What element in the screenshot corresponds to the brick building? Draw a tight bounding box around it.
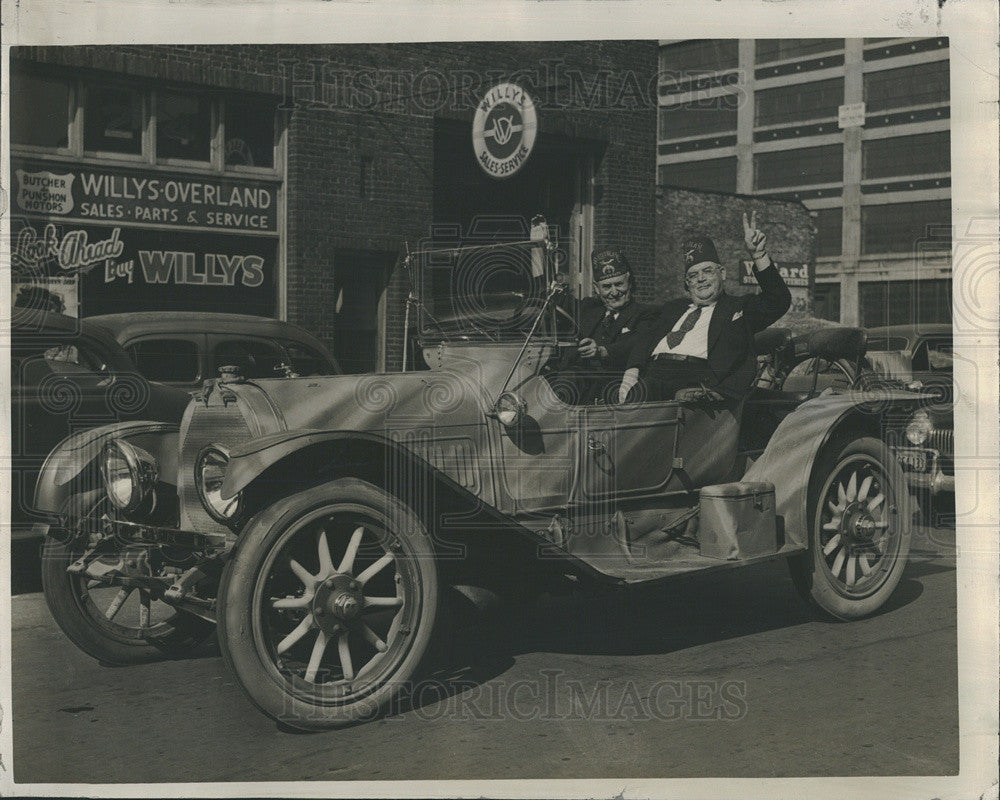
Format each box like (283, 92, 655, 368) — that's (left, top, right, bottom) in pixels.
(656, 187, 815, 322)
(656, 38, 951, 327)
(9, 43, 658, 373)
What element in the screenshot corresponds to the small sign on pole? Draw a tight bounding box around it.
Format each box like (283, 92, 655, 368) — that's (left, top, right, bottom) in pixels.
(838, 102, 866, 129)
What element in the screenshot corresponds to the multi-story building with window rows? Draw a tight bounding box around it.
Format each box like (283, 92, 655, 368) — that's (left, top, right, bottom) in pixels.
(657, 38, 951, 327)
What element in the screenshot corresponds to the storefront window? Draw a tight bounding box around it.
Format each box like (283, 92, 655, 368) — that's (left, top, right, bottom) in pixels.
(85, 84, 143, 155)
(11, 72, 70, 149)
(156, 91, 212, 162)
(225, 96, 276, 169)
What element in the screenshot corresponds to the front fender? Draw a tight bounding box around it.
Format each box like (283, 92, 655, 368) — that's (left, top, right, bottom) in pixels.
(743, 390, 925, 548)
(34, 421, 179, 516)
(220, 429, 612, 591)
(221, 430, 361, 500)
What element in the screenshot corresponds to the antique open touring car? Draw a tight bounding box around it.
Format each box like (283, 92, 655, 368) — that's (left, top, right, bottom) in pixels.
(34, 232, 927, 729)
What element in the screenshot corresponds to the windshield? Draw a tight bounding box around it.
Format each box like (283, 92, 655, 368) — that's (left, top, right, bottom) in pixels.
(413, 240, 558, 342)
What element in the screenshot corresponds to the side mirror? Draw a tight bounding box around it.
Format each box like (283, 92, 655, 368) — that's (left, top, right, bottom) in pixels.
(491, 391, 527, 427)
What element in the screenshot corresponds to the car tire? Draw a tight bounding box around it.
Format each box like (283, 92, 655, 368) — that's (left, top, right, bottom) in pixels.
(788, 436, 913, 620)
(217, 478, 442, 730)
(41, 511, 215, 665)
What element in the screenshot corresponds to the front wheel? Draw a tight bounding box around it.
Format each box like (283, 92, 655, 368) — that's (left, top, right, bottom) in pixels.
(217, 479, 442, 730)
(41, 503, 215, 665)
(788, 436, 913, 619)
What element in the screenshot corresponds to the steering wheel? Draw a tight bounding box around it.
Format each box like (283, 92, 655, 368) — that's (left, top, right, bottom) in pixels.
(553, 303, 580, 339)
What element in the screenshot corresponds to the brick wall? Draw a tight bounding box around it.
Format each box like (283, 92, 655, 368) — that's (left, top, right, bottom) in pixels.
(14, 43, 658, 370)
(656, 187, 816, 322)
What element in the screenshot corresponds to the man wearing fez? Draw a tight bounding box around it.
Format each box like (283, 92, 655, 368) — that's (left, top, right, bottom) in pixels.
(557, 248, 657, 404)
(618, 212, 791, 404)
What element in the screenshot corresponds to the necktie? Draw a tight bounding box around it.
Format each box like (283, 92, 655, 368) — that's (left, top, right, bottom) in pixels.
(665, 305, 701, 349)
(596, 312, 615, 343)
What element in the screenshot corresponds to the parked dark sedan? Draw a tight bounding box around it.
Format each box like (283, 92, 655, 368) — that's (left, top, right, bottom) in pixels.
(85, 312, 342, 391)
(10, 309, 191, 543)
(862, 324, 954, 496)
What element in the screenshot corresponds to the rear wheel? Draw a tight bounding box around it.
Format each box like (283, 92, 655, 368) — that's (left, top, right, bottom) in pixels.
(217, 478, 442, 729)
(789, 436, 912, 619)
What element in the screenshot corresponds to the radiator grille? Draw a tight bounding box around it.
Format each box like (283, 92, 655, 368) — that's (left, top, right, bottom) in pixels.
(179, 404, 255, 533)
(928, 428, 953, 455)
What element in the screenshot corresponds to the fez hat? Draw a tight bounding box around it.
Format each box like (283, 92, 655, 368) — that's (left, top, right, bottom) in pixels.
(591, 248, 631, 282)
(682, 235, 720, 271)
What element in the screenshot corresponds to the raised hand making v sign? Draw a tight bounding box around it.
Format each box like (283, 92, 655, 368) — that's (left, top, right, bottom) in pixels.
(743, 210, 769, 263)
(617, 210, 792, 404)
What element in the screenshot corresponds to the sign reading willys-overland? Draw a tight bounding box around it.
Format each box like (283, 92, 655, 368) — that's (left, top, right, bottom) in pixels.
(13, 160, 279, 234)
(472, 83, 538, 179)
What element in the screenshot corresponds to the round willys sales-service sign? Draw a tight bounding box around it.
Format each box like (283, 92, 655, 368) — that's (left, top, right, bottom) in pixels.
(472, 83, 538, 179)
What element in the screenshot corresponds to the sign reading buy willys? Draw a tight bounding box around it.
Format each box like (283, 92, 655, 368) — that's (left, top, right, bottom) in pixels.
(472, 83, 538, 179)
(13, 159, 279, 234)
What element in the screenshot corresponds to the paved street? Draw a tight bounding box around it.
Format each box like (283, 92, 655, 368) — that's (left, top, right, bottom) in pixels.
(9, 524, 957, 784)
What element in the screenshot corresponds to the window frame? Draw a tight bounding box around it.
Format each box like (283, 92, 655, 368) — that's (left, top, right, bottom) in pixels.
(81, 80, 148, 163)
(859, 199, 952, 256)
(125, 335, 204, 385)
(755, 39, 844, 66)
(9, 68, 76, 156)
(862, 59, 950, 114)
(753, 143, 844, 191)
(10, 65, 281, 179)
(754, 77, 845, 128)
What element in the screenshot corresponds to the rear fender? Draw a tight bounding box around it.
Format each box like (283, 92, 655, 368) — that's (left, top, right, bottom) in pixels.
(223, 430, 607, 591)
(743, 391, 924, 548)
(34, 421, 179, 517)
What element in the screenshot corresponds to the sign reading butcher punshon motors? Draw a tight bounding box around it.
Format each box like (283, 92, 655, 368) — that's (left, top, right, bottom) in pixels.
(472, 83, 538, 179)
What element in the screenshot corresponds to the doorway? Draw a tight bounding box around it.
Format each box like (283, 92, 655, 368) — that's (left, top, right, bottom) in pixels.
(433, 121, 595, 299)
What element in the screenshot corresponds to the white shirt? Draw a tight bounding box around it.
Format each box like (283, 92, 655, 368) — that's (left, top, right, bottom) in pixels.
(650, 302, 716, 360)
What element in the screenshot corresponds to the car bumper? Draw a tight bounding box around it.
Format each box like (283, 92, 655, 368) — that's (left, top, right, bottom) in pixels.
(892, 446, 954, 495)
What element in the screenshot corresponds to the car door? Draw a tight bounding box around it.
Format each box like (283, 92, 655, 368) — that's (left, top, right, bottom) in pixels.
(574, 401, 682, 503)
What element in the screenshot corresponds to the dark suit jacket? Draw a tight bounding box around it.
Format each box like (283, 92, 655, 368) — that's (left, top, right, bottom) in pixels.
(562, 297, 659, 372)
(626, 263, 792, 398)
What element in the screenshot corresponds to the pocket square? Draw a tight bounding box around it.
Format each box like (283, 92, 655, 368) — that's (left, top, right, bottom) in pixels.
(620, 326, 631, 333)
(732, 310, 744, 321)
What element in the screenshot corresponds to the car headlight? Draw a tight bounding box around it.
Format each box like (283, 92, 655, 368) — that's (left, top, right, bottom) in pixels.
(196, 444, 243, 523)
(905, 409, 933, 446)
(492, 391, 527, 427)
(100, 440, 158, 515)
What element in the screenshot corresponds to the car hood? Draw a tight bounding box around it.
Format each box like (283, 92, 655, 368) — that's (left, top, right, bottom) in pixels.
(235, 342, 552, 432)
